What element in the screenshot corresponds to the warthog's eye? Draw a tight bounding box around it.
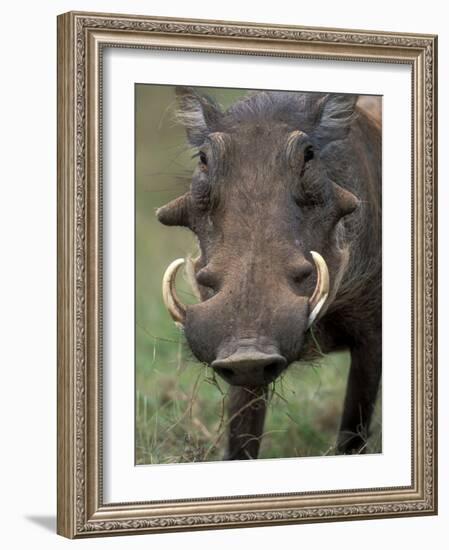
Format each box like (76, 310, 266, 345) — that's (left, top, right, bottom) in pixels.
(304, 145, 314, 163)
(286, 130, 314, 170)
(199, 151, 208, 168)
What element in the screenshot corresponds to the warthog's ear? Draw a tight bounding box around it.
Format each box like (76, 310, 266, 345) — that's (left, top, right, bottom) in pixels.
(315, 93, 358, 144)
(175, 86, 223, 147)
(156, 192, 191, 227)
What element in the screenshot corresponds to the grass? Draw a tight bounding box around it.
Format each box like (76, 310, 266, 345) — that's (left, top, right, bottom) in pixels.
(135, 84, 382, 464)
(135, 334, 382, 464)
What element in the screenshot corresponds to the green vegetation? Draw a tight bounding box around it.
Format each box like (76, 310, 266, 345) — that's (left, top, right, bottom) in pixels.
(135, 84, 381, 464)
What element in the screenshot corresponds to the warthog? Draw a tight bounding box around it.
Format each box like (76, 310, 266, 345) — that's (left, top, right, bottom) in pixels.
(157, 87, 381, 459)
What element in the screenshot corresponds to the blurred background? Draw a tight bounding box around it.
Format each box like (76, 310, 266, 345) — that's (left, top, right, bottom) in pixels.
(135, 84, 381, 464)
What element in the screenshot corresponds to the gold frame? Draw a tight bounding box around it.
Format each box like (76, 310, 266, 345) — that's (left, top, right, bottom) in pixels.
(57, 11, 438, 538)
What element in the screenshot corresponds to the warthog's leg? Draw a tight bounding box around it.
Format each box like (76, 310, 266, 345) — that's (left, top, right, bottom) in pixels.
(224, 385, 268, 460)
(337, 339, 382, 454)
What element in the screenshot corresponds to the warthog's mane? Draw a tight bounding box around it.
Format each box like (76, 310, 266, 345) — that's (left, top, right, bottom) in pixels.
(175, 88, 358, 147)
(225, 90, 355, 136)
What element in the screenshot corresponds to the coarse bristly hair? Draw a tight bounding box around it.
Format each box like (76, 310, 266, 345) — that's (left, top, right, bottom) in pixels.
(174, 87, 359, 150)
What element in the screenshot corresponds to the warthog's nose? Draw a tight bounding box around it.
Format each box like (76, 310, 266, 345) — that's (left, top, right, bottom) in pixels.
(211, 351, 287, 386)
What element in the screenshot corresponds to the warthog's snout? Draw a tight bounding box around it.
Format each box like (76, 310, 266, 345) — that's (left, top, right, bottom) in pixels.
(212, 349, 287, 386)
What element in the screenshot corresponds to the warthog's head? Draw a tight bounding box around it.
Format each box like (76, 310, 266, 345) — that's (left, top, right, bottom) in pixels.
(157, 87, 360, 386)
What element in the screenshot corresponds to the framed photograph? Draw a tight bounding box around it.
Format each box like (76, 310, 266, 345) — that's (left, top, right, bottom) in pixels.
(57, 11, 438, 538)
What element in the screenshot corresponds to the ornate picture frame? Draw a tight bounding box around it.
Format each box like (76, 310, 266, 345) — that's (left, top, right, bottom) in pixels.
(57, 11, 437, 538)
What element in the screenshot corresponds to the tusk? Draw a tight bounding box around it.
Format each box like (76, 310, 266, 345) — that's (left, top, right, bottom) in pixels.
(162, 258, 187, 327)
(307, 251, 330, 329)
